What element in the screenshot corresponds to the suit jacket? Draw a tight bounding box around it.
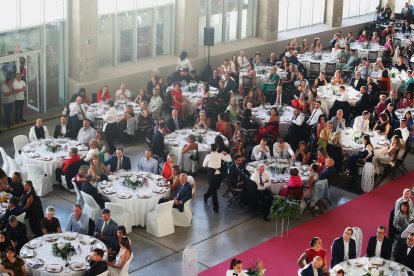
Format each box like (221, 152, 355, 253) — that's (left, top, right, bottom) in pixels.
(176, 182, 192, 205)
(319, 166, 335, 181)
(81, 182, 106, 209)
(224, 78, 237, 94)
(5, 222, 28, 252)
(301, 263, 323, 276)
(94, 218, 118, 247)
(103, 156, 131, 173)
(366, 236, 392, 260)
(383, 109, 398, 123)
(1, 206, 22, 225)
(394, 242, 414, 271)
(152, 129, 166, 158)
(53, 124, 74, 139)
(356, 93, 371, 114)
(167, 117, 184, 132)
(350, 77, 367, 91)
(228, 162, 249, 189)
(386, 97, 399, 107)
(331, 237, 357, 268)
(86, 261, 108, 276)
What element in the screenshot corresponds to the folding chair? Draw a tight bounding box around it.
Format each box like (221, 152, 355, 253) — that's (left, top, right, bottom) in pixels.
(225, 178, 244, 208)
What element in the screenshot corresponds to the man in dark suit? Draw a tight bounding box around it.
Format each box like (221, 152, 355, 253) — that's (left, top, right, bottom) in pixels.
(366, 225, 392, 260)
(166, 109, 184, 132)
(223, 72, 237, 94)
(382, 103, 399, 129)
(159, 173, 192, 212)
(103, 148, 131, 173)
(86, 248, 108, 276)
(5, 215, 28, 252)
(386, 90, 399, 107)
(395, 232, 414, 271)
(94, 209, 118, 248)
(0, 197, 22, 228)
(301, 256, 323, 276)
(228, 154, 251, 205)
(355, 86, 371, 114)
(152, 122, 166, 160)
(53, 115, 74, 139)
(350, 71, 367, 91)
(319, 158, 336, 181)
(331, 227, 357, 268)
(81, 174, 109, 209)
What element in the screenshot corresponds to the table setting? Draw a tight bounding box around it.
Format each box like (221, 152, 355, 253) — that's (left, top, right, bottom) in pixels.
(338, 128, 390, 155)
(251, 104, 294, 137)
(371, 68, 407, 93)
(297, 53, 340, 73)
(394, 32, 414, 48)
(331, 257, 414, 276)
(317, 84, 361, 113)
(87, 100, 141, 121)
(349, 42, 384, 59)
(20, 233, 107, 276)
(97, 171, 170, 227)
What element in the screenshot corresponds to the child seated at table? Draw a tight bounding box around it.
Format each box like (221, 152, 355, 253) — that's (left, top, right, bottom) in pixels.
(279, 167, 302, 196)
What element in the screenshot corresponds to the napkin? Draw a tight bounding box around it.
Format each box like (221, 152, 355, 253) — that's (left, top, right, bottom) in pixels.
(46, 264, 63, 272)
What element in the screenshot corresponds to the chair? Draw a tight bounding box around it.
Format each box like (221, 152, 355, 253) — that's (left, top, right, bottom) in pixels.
(303, 180, 328, 217)
(393, 37, 401, 47)
(61, 160, 85, 191)
(6, 156, 28, 181)
(146, 200, 175, 237)
(26, 164, 53, 197)
(80, 191, 102, 221)
(225, 178, 244, 208)
(286, 186, 303, 201)
(395, 143, 410, 174)
(368, 51, 379, 63)
(16, 212, 26, 223)
(377, 149, 400, 185)
(309, 62, 321, 79)
(13, 135, 29, 166)
(351, 227, 363, 257)
(118, 253, 133, 276)
(0, 147, 11, 176)
(71, 178, 83, 205)
(179, 150, 198, 174)
(202, 97, 218, 119)
(104, 202, 132, 233)
(388, 208, 399, 241)
(377, 80, 389, 95)
(187, 175, 196, 198)
(361, 162, 375, 193)
(325, 62, 337, 78)
(172, 199, 192, 227)
(94, 118, 104, 131)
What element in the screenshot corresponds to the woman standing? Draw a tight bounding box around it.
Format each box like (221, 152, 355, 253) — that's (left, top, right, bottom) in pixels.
(19, 181, 44, 237)
(103, 100, 119, 154)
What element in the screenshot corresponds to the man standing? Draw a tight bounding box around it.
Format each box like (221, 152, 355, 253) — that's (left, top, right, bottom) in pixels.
(366, 225, 392, 260)
(148, 88, 163, 119)
(13, 73, 26, 122)
(103, 100, 119, 154)
(103, 148, 131, 173)
(307, 100, 323, 128)
(70, 96, 88, 133)
(331, 227, 357, 268)
(203, 143, 232, 213)
(152, 123, 167, 160)
(395, 232, 414, 271)
(65, 204, 89, 234)
(94, 209, 118, 248)
(1, 78, 14, 128)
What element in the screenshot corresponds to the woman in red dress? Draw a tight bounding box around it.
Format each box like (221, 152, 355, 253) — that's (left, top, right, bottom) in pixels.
(297, 237, 328, 273)
(171, 82, 184, 117)
(162, 154, 176, 182)
(97, 85, 113, 103)
(255, 107, 279, 143)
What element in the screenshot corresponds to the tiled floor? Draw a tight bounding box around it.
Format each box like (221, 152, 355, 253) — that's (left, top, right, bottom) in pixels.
(0, 118, 410, 275)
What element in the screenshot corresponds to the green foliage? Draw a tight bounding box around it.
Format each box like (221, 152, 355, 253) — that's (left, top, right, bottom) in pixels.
(51, 242, 75, 262)
(270, 195, 301, 220)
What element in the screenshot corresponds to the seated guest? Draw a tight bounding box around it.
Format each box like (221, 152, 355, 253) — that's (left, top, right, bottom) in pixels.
(242, 89, 257, 109)
(108, 226, 127, 262)
(330, 110, 346, 132)
(194, 110, 211, 130)
(103, 148, 131, 173)
(134, 89, 150, 105)
(399, 70, 414, 93)
(295, 141, 311, 165)
(306, 100, 323, 128)
(255, 107, 279, 143)
(159, 173, 192, 212)
(350, 71, 366, 91)
(152, 123, 167, 160)
(65, 204, 89, 234)
(96, 130, 110, 154)
(94, 209, 118, 248)
(162, 154, 176, 184)
(108, 237, 132, 273)
(166, 165, 182, 198)
(77, 119, 97, 145)
(241, 101, 259, 130)
(118, 104, 137, 142)
(217, 79, 231, 105)
(56, 147, 81, 183)
(366, 226, 392, 260)
(273, 138, 294, 159)
(347, 135, 373, 178)
(96, 85, 112, 103)
(327, 133, 344, 173)
(297, 237, 328, 273)
(40, 206, 62, 235)
(286, 106, 305, 150)
(137, 148, 158, 174)
(84, 139, 99, 162)
(279, 167, 302, 196)
(73, 165, 89, 189)
(396, 119, 410, 142)
(53, 115, 73, 138)
(301, 256, 323, 276)
(395, 56, 408, 72)
(375, 95, 388, 119)
(4, 172, 24, 198)
(394, 201, 413, 232)
(250, 164, 272, 221)
(19, 181, 44, 237)
(373, 57, 385, 72)
(226, 258, 247, 276)
(137, 101, 152, 128)
(398, 92, 414, 109)
(379, 69, 391, 92)
(70, 87, 91, 105)
(373, 135, 401, 174)
(318, 158, 335, 181)
(216, 113, 233, 141)
(352, 111, 370, 132)
(115, 84, 131, 100)
(394, 232, 414, 271)
(318, 121, 333, 149)
(0, 197, 22, 229)
(331, 227, 357, 268)
(166, 109, 184, 132)
(90, 155, 110, 182)
(0, 247, 26, 276)
(5, 215, 28, 252)
(373, 113, 391, 138)
(395, 189, 413, 217)
(148, 88, 163, 120)
(355, 86, 371, 115)
(207, 69, 220, 89)
(182, 134, 198, 158)
(86, 248, 108, 276)
(81, 174, 109, 209)
(28, 118, 50, 142)
(314, 72, 328, 87)
(251, 138, 271, 161)
(226, 96, 241, 124)
(315, 147, 328, 173)
(0, 231, 13, 259)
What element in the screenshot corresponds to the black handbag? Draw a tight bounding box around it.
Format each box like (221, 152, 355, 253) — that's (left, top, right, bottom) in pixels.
(189, 150, 199, 161)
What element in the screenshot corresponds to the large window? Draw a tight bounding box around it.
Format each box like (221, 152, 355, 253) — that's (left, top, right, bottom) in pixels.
(98, 0, 174, 67)
(343, 0, 380, 19)
(199, 0, 256, 46)
(278, 0, 325, 32)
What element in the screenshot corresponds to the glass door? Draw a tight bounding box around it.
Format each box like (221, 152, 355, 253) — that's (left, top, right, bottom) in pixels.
(26, 53, 41, 111)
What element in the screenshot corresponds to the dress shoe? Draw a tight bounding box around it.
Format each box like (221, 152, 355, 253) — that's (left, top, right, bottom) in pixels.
(203, 193, 208, 203)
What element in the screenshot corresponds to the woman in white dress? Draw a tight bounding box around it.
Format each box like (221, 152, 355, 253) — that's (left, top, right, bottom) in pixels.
(108, 236, 132, 275)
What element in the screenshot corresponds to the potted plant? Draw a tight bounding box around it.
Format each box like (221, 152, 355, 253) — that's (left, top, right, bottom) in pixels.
(270, 195, 301, 238)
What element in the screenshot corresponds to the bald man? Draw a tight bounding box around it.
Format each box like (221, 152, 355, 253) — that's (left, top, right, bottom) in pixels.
(301, 256, 323, 276)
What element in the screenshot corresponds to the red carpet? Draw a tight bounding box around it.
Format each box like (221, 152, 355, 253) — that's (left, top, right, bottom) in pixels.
(200, 172, 414, 275)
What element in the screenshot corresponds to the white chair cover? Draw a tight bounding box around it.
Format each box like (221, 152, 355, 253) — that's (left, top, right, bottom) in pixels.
(13, 135, 29, 165)
(26, 164, 53, 197)
(179, 150, 197, 173)
(352, 227, 363, 257)
(0, 147, 10, 175)
(125, 116, 137, 136)
(7, 156, 28, 181)
(80, 191, 102, 221)
(104, 202, 133, 233)
(361, 162, 375, 193)
(172, 199, 192, 227)
(72, 179, 83, 205)
(16, 212, 26, 223)
(146, 200, 175, 237)
(187, 175, 196, 197)
(182, 245, 198, 276)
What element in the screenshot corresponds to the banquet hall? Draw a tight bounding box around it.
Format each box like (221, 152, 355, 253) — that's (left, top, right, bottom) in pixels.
(1, 0, 414, 275)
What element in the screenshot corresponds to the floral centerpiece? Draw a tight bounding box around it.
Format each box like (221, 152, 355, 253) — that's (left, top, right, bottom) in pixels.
(246, 259, 266, 276)
(256, 67, 267, 75)
(52, 242, 75, 263)
(187, 81, 198, 92)
(44, 140, 62, 153)
(194, 134, 204, 144)
(312, 53, 322, 60)
(122, 175, 143, 189)
(331, 87, 340, 96)
(276, 105, 284, 116)
(363, 268, 384, 276)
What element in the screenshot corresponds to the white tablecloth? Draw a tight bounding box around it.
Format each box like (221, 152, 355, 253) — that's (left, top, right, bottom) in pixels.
(87, 100, 141, 121)
(350, 42, 384, 59)
(394, 32, 414, 48)
(339, 129, 390, 155)
(164, 129, 228, 168)
(99, 172, 170, 227)
(251, 105, 294, 137)
(331, 257, 413, 276)
(317, 84, 361, 115)
(297, 53, 339, 73)
(21, 139, 89, 186)
(20, 233, 107, 276)
(371, 68, 407, 93)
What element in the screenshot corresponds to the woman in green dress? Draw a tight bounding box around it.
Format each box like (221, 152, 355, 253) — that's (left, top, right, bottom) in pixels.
(262, 67, 280, 93)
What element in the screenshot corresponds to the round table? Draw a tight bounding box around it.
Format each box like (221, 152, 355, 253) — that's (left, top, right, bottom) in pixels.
(350, 42, 384, 59)
(297, 53, 339, 74)
(245, 159, 310, 195)
(87, 100, 141, 121)
(21, 138, 88, 193)
(339, 128, 390, 156)
(396, 107, 414, 119)
(20, 233, 107, 276)
(164, 129, 228, 168)
(251, 104, 295, 137)
(394, 32, 414, 48)
(371, 68, 407, 93)
(317, 84, 361, 116)
(99, 171, 170, 227)
(331, 257, 413, 276)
